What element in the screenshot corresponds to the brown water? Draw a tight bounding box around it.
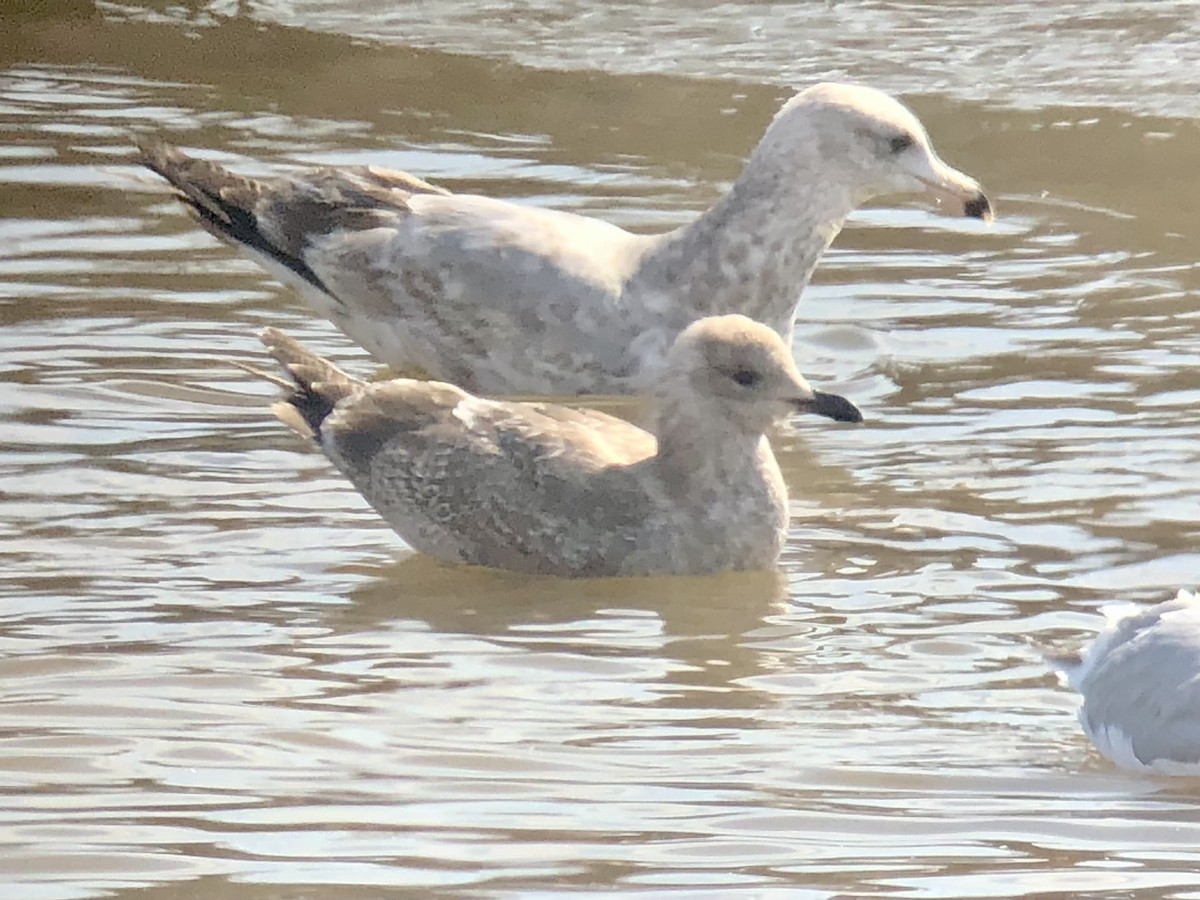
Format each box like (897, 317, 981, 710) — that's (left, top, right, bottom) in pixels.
(3, 3, 1200, 898)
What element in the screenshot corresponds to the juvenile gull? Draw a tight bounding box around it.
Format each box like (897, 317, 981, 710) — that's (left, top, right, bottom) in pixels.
(141, 82, 991, 395)
(253, 314, 861, 578)
(1046, 589, 1200, 775)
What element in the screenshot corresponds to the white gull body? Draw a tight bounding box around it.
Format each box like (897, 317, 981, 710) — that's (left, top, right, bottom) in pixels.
(1047, 589, 1200, 775)
(142, 82, 991, 395)
(252, 314, 861, 578)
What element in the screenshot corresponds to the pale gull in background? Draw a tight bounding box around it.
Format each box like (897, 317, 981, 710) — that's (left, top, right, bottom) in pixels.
(251, 314, 861, 578)
(142, 82, 991, 395)
(1046, 589, 1200, 775)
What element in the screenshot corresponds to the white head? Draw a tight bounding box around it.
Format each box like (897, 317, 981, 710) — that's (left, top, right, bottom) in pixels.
(756, 82, 992, 220)
(656, 314, 861, 436)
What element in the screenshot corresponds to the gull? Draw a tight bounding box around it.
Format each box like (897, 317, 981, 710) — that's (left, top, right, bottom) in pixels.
(1046, 589, 1200, 775)
(252, 313, 861, 577)
(141, 82, 991, 395)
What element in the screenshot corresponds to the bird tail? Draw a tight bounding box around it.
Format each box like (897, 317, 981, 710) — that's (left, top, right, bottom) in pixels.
(1039, 644, 1084, 689)
(136, 138, 332, 294)
(256, 327, 360, 440)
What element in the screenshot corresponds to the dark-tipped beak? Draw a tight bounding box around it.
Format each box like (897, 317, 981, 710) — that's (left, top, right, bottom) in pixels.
(964, 190, 993, 221)
(802, 390, 863, 423)
(912, 153, 994, 223)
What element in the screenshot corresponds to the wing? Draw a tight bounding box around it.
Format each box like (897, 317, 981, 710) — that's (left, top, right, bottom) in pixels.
(139, 141, 446, 297)
(1081, 617, 1200, 768)
(139, 141, 657, 393)
(320, 382, 658, 575)
(303, 191, 653, 392)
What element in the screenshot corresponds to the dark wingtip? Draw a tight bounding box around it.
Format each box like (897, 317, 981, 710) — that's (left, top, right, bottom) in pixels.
(133, 136, 184, 182)
(810, 391, 863, 424)
(132, 134, 164, 157)
(257, 327, 356, 440)
(964, 191, 993, 221)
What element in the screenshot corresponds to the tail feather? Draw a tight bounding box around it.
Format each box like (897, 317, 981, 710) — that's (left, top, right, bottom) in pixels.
(136, 138, 331, 295)
(257, 327, 361, 439)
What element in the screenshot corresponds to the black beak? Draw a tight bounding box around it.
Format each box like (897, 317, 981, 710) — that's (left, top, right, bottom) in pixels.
(964, 190, 993, 221)
(804, 390, 863, 423)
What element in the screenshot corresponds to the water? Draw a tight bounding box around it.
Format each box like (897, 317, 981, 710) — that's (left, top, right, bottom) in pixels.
(3, 2, 1200, 898)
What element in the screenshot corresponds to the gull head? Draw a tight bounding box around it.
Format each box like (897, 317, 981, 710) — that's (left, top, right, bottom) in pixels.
(763, 82, 993, 221)
(661, 314, 862, 435)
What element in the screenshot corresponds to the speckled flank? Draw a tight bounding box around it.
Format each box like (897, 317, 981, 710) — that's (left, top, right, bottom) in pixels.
(141, 82, 990, 396)
(256, 314, 860, 578)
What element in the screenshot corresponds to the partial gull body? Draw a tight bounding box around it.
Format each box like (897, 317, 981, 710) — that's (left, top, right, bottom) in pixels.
(1046, 589, 1200, 775)
(253, 314, 862, 578)
(142, 82, 991, 395)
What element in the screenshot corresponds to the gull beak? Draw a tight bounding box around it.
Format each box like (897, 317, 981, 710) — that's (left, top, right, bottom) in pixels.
(910, 149, 993, 221)
(805, 390, 863, 423)
(785, 371, 863, 423)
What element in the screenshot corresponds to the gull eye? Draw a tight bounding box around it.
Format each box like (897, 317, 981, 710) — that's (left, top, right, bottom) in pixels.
(730, 368, 761, 388)
(889, 133, 915, 154)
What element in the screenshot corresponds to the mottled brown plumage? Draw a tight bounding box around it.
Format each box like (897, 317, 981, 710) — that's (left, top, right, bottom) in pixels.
(256, 314, 861, 577)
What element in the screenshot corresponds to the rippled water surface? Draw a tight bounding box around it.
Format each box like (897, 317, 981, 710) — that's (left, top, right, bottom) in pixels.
(3, 2, 1200, 898)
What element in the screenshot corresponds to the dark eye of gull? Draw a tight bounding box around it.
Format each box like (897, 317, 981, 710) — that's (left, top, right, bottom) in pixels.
(889, 133, 915, 154)
(730, 368, 761, 388)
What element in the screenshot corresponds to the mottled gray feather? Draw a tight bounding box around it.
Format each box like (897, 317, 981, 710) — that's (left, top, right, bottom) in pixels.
(1052, 591, 1200, 772)
(251, 315, 859, 577)
(142, 83, 990, 395)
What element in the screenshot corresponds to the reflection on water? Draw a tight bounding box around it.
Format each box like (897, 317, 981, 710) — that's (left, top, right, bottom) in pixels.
(2, 3, 1200, 899)
(105, 0, 1200, 117)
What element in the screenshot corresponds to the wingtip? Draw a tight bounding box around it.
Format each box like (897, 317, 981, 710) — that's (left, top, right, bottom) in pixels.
(132, 135, 177, 173)
(258, 326, 314, 369)
(259, 325, 287, 346)
(132, 134, 160, 154)
(270, 399, 317, 441)
(230, 358, 292, 390)
(1040, 644, 1084, 689)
